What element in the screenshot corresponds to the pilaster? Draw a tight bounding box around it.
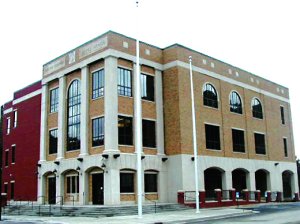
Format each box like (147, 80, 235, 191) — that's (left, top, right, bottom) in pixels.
(39, 84, 48, 161)
(80, 66, 89, 156)
(57, 76, 66, 160)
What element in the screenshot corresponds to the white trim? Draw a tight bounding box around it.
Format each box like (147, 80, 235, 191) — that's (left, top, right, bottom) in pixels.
(141, 71, 155, 77)
(5, 149, 9, 152)
(10, 180, 15, 183)
(11, 144, 16, 147)
(13, 89, 42, 105)
(204, 122, 220, 127)
(49, 127, 58, 131)
(49, 86, 59, 92)
(254, 131, 266, 135)
(91, 67, 104, 74)
(91, 115, 104, 120)
(142, 117, 156, 122)
(164, 61, 290, 103)
(118, 113, 133, 118)
(117, 65, 133, 71)
(231, 127, 245, 131)
(4, 108, 13, 115)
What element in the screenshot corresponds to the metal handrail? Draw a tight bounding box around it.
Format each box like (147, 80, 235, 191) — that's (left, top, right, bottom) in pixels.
(145, 195, 157, 214)
(65, 195, 75, 206)
(49, 196, 64, 214)
(37, 195, 45, 205)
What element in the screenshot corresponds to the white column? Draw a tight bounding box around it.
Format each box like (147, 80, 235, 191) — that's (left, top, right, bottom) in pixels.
(104, 168, 120, 205)
(80, 66, 89, 156)
(79, 172, 88, 205)
(247, 171, 256, 191)
(57, 76, 66, 160)
(39, 84, 48, 162)
(155, 70, 165, 155)
(104, 56, 118, 153)
(37, 176, 45, 203)
(223, 171, 232, 190)
(56, 174, 64, 200)
(292, 172, 299, 195)
(158, 170, 168, 202)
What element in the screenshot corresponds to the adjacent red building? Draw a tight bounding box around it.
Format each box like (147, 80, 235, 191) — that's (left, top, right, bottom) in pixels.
(1, 81, 41, 201)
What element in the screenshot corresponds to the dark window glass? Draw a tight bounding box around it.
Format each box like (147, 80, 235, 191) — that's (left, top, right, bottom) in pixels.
(232, 129, 245, 152)
(92, 69, 104, 99)
(50, 88, 59, 113)
(252, 98, 263, 119)
(118, 68, 132, 97)
(5, 151, 9, 167)
(49, 129, 58, 154)
(67, 80, 81, 151)
(141, 74, 154, 101)
(230, 91, 243, 114)
(11, 182, 14, 200)
(205, 124, 220, 150)
(118, 116, 133, 145)
(66, 175, 79, 194)
(92, 117, 104, 147)
(144, 173, 158, 193)
(254, 133, 266, 154)
(7, 117, 11, 134)
(142, 120, 156, 148)
(120, 172, 134, 193)
(283, 138, 288, 157)
(11, 145, 16, 163)
(203, 84, 218, 108)
(280, 106, 285, 125)
(4, 184, 8, 194)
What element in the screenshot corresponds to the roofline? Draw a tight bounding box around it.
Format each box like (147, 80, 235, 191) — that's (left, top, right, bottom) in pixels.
(164, 43, 289, 90)
(14, 80, 42, 95)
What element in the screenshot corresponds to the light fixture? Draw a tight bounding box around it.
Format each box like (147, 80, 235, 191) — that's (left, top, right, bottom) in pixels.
(101, 163, 106, 169)
(274, 162, 279, 166)
(113, 154, 120, 159)
(54, 161, 60, 165)
(162, 157, 168, 162)
(76, 166, 81, 171)
(141, 156, 145, 160)
(77, 158, 83, 162)
(37, 164, 42, 167)
(53, 169, 57, 174)
(191, 157, 195, 161)
(102, 154, 109, 159)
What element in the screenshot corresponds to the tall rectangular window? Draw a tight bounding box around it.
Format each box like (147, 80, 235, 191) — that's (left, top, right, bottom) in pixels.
(92, 69, 104, 99)
(118, 68, 132, 97)
(50, 88, 59, 113)
(118, 116, 133, 145)
(11, 182, 15, 200)
(205, 124, 221, 150)
(7, 117, 11, 134)
(144, 173, 158, 193)
(232, 129, 245, 153)
(120, 172, 134, 193)
(92, 117, 104, 147)
(13, 111, 17, 128)
(141, 74, 154, 101)
(254, 133, 266, 155)
(49, 129, 58, 154)
(283, 138, 288, 157)
(11, 145, 16, 163)
(142, 120, 156, 148)
(66, 175, 79, 194)
(5, 151, 9, 167)
(280, 106, 285, 125)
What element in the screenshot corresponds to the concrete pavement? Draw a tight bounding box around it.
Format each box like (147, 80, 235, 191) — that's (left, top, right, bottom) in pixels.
(2, 207, 253, 224)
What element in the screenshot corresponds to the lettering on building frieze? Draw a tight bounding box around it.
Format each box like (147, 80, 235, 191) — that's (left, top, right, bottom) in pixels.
(43, 57, 66, 76)
(68, 51, 76, 64)
(79, 36, 108, 59)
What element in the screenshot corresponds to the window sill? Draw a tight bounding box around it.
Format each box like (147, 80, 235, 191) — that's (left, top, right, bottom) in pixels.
(119, 144, 134, 147)
(233, 151, 246, 154)
(142, 99, 155, 104)
(49, 111, 58, 115)
(206, 148, 222, 152)
(255, 153, 267, 156)
(203, 105, 219, 111)
(66, 149, 80, 153)
(11, 163, 15, 165)
(229, 111, 243, 116)
(145, 192, 158, 194)
(252, 117, 263, 121)
(118, 95, 133, 99)
(91, 96, 104, 101)
(120, 193, 135, 195)
(143, 147, 157, 150)
(91, 145, 104, 149)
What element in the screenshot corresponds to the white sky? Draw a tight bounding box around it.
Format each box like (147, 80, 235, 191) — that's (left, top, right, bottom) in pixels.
(0, 0, 299, 158)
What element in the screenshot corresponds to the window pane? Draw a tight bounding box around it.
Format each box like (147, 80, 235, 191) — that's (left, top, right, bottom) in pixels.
(283, 138, 288, 157)
(67, 80, 81, 151)
(118, 68, 132, 97)
(49, 129, 58, 154)
(145, 173, 158, 193)
(255, 133, 266, 154)
(141, 74, 154, 101)
(232, 129, 245, 152)
(120, 173, 134, 193)
(203, 84, 218, 108)
(11, 146, 16, 163)
(252, 98, 263, 119)
(280, 106, 285, 125)
(118, 116, 133, 145)
(50, 88, 59, 113)
(205, 124, 220, 150)
(230, 92, 242, 114)
(92, 117, 104, 147)
(92, 69, 104, 99)
(142, 120, 156, 148)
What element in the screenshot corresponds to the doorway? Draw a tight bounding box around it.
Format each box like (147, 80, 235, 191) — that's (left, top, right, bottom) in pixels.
(92, 173, 104, 205)
(48, 176, 56, 204)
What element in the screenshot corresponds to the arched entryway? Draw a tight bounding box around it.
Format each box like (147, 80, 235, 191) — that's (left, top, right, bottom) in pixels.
(255, 169, 269, 197)
(86, 167, 104, 205)
(204, 167, 224, 199)
(232, 168, 249, 193)
(282, 170, 293, 200)
(62, 169, 79, 204)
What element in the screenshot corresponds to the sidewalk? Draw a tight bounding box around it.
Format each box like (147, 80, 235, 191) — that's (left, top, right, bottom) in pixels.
(2, 207, 253, 224)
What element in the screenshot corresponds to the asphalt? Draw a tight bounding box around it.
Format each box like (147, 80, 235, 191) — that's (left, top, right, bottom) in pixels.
(1, 207, 253, 224)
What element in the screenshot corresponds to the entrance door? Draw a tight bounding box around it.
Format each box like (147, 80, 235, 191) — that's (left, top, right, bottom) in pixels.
(92, 173, 104, 205)
(48, 177, 56, 204)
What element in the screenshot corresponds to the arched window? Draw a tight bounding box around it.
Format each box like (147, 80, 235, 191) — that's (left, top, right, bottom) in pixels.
(252, 98, 263, 119)
(203, 83, 218, 108)
(230, 91, 242, 114)
(67, 80, 81, 151)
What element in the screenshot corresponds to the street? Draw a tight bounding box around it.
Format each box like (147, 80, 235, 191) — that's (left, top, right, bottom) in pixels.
(191, 202, 300, 224)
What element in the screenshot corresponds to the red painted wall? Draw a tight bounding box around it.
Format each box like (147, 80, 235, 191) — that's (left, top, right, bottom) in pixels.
(2, 81, 41, 201)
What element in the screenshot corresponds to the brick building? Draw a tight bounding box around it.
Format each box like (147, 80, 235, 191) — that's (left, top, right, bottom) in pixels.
(2, 81, 41, 201)
(34, 30, 298, 205)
